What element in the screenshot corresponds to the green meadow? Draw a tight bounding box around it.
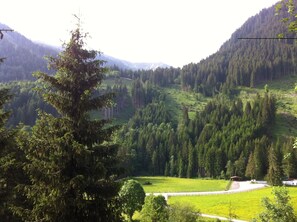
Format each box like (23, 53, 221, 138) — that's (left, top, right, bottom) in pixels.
(168, 187, 297, 221)
(133, 176, 228, 193)
(238, 74, 297, 139)
(162, 86, 210, 121)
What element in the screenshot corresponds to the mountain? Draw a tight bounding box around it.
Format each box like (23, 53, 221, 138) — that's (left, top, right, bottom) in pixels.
(180, 1, 297, 96)
(0, 23, 58, 81)
(102, 54, 170, 71)
(0, 23, 169, 81)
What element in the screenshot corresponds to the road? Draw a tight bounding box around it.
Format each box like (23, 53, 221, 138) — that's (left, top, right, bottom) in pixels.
(147, 181, 268, 222)
(147, 181, 267, 200)
(201, 213, 248, 222)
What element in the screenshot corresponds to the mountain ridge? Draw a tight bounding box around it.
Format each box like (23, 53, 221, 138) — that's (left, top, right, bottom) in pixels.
(101, 54, 170, 71)
(0, 23, 170, 81)
(180, 2, 297, 96)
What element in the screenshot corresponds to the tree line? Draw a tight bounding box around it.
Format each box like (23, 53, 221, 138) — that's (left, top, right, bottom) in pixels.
(117, 91, 297, 182)
(112, 4, 297, 97)
(0, 78, 132, 127)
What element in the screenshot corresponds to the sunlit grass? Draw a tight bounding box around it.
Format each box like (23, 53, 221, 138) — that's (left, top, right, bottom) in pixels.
(168, 187, 297, 221)
(133, 176, 228, 193)
(238, 74, 297, 139)
(162, 86, 210, 122)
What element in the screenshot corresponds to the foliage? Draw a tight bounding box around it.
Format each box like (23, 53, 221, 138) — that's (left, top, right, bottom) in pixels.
(0, 81, 58, 126)
(181, 5, 296, 95)
(266, 141, 283, 186)
(0, 77, 132, 127)
(13, 23, 122, 221)
(256, 187, 297, 222)
(119, 179, 145, 221)
(0, 38, 28, 221)
(119, 92, 277, 179)
(115, 66, 180, 88)
(276, 0, 297, 34)
(140, 195, 168, 222)
(169, 187, 297, 221)
(168, 202, 200, 222)
(0, 87, 17, 221)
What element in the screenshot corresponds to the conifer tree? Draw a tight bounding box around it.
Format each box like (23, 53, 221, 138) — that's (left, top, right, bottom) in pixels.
(0, 88, 16, 221)
(0, 31, 29, 221)
(283, 140, 297, 178)
(245, 152, 256, 179)
(16, 22, 122, 221)
(186, 142, 194, 178)
(267, 143, 283, 186)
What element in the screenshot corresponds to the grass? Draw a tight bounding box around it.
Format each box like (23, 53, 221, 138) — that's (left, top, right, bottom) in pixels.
(89, 77, 134, 125)
(162, 86, 210, 122)
(238, 74, 297, 139)
(133, 176, 229, 193)
(102, 77, 133, 90)
(168, 187, 297, 221)
(102, 74, 297, 137)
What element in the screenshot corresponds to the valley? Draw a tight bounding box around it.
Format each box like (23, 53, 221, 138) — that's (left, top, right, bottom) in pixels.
(1, 0, 297, 221)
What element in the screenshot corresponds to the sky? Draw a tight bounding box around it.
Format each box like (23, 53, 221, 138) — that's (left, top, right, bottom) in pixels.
(1, 0, 280, 67)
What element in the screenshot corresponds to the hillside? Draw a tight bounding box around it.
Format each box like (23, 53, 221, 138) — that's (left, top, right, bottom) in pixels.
(0, 23, 58, 81)
(180, 1, 297, 95)
(0, 1, 297, 181)
(0, 23, 169, 82)
(103, 54, 170, 71)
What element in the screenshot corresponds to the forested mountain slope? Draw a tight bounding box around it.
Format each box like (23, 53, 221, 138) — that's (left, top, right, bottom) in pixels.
(181, 2, 297, 95)
(1, 1, 297, 181)
(0, 23, 58, 81)
(0, 23, 169, 82)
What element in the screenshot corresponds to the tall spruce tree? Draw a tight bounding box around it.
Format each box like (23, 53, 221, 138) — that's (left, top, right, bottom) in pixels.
(16, 22, 122, 221)
(0, 30, 28, 222)
(0, 88, 15, 221)
(267, 143, 283, 186)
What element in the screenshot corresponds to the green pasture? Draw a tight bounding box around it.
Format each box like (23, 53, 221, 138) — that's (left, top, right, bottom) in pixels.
(133, 176, 228, 193)
(238, 74, 297, 139)
(162, 86, 210, 122)
(103, 77, 133, 90)
(168, 187, 297, 221)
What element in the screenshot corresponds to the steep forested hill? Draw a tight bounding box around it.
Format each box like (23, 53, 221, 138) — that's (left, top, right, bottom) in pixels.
(1, 1, 297, 181)
(0, 23, 58, 81)
(180, 2, 297, 95)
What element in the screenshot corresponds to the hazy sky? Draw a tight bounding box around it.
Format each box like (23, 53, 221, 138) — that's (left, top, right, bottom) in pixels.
(1, 0, 280, 67)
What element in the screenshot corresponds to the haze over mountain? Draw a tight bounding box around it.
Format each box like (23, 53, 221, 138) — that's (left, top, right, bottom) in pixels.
(0, 0, 296, 84)
(0, 23, 169, 82)
(0, 23, 58, 81)
(101, 54, 170, 71)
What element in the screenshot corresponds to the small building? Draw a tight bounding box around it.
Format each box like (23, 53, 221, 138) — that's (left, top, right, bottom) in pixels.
(230, 176, 241, 181)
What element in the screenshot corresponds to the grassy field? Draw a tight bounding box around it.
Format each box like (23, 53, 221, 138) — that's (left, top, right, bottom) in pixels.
(168, 187, 297, 221)
(238, 74, 297, 139)
(160, 86, 211, 123)
(133, 176, 229, 193)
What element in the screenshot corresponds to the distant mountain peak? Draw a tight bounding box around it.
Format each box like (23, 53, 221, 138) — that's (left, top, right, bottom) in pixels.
(101, 54, 170, 71)
(0, 23, 170, 81)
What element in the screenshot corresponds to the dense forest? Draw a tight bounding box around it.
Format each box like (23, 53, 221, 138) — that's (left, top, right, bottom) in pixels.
(180, 5, 297, 95)
(0, 1, 296, 180)
(117, 91, 297, 180)
(1, 1, 297, 220)
(110, 5, 297, 97)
